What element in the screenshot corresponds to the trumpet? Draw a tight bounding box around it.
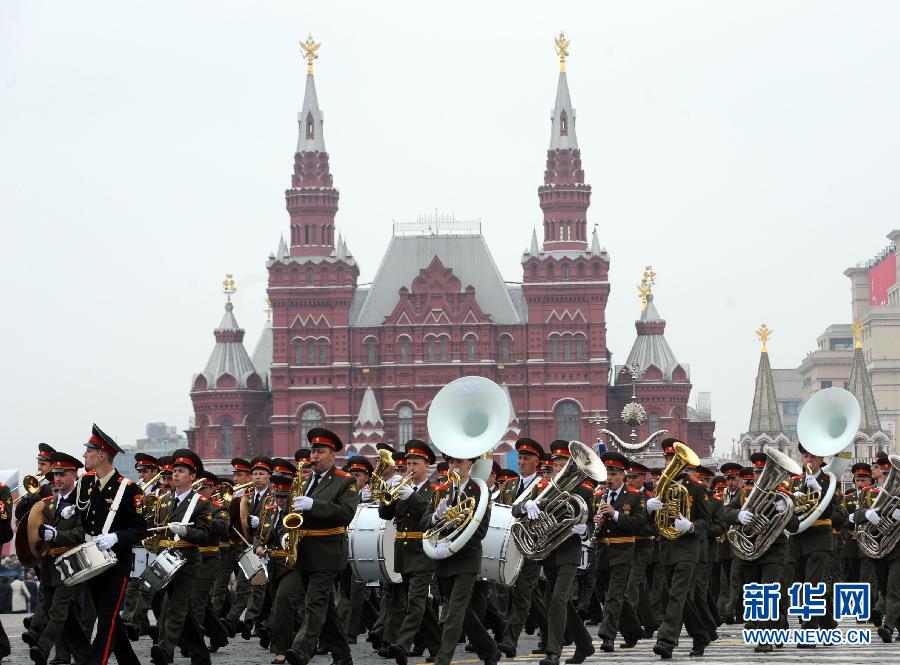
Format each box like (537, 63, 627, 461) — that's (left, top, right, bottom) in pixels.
(139, 472, 161, 492)
(12, 474, 45, 504)
(217, 480, 253, 504)
(382, 472, 415, 505)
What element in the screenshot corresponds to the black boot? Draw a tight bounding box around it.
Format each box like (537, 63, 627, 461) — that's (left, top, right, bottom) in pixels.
(565, 645, 594, 664)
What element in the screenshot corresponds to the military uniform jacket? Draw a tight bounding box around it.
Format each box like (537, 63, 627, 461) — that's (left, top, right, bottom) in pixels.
(295, 466, 359, 573)
(201, 497, 231, 558)
(152, 489, 213, 564)
(245, 486, 272, 534)
(717, 489, 740, 561)
(379, 480, 435, 574)
(497, 474, 541, 506)
(594, 484, 646, 568)
(707, 495, 726, 562)
(38, 491, 82, 586)
(72, 470, 148, 571)
(0, 484, 12, 547)
(787, 470, 847, 556)
(656, 476, 711, 565)
(721, 486, 797, 565)
(841, 491, 864, 558)
(421, 477, 490, 577)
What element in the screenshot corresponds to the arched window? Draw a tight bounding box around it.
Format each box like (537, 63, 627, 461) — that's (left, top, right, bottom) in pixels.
(440, 338, 449, 361)
(575, 337, 585, 360)
(306, 339, 316, 365)
(318, 340, 328, 364)
(426, 339, 436, 362)
(562, 336, 571, 361)
(306, 111, 315, 139)
(577, 264, 584, 279)
(593, 263, 600, 279)
(220, 419, 233, 456)
(530, 264, 538, 281)
(305, 268, 313, 285)
(500, 337, 511, 363)
(399, 337, 410, 363)
(555, 402, 580, 442)
(310, 225, 317, 244)
(365, 339, 378, 365)
(294, 341, 303, 365)
(560, 110, 568, 135)
(466, 336, 476, 361)
(647, 413, 660, 443)
(300, 406, 323, 442)
(547, 265, 555, 281)
(550, 336, 559, 361)
(562, 264, 569, 280)
(398, 405, 413, 444)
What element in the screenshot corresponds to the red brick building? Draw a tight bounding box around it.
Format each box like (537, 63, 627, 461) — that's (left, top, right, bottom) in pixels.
(187, 49, 715, 464)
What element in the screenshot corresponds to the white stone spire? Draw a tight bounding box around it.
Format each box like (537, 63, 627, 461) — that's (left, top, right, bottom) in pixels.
(297, 71, 326, 153)
(549, 70, 578, 150)
(529, 228, 539, 256)
(355, 386, 383, 426)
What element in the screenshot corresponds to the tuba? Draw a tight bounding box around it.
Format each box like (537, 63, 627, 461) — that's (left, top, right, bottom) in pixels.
(422, 376, 507, 560)
(369, 448, 395, 504)
(654, 441, 700, 539)
(857, 454, 900, 558)
(511, 440, 606, 560)
(727, 445, 800, 560)
(792, 387, 861, 533)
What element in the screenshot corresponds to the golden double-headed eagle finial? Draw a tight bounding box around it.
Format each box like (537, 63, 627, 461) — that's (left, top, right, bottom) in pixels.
(853, 321, 864, 349)
(756, 324, 773, 353)
(637, 265, 656, 311)
(300, 34, 321, 75)
(555, 31, 570, 72)
(222, 274, 237, 304)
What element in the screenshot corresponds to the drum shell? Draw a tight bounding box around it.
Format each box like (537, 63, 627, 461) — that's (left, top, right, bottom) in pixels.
(348, 505, 401, 584)
(55, 541, 118, 587)
(139, 548, 186, 593)
(481, 503, 523, 586)
(130, 546, 156, 578)
(237, 546, 268, 586)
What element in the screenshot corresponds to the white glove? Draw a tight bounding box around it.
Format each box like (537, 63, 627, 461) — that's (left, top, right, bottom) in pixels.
(435, 542, 450, 558)
(293, 496, 313, 511)
(775, 499, 787, 513)
(168, 523, 187, 536)
(673, 516, 692, 534)
(41, 525, 57, 542)
(360, 487, 372, 502)
(805, 474, 822, 492)
(892, 508, 900, 521)
(249, 515, 260, 529)
(397, 485, 414, 500)
(281, 533, 290, 550)
(59, 505, 76, 520)
(611, 510, 620, 522)
(387, 475, 403, 487)
(96, 533, 118, 551)
(431, 498, 449, 524)
(646, 497, 663, 512)
(525, 499, 540, 520)
(571, 523, 587, 537)
(738, 510, 754, 526)
(849, 512, 856, 524)
(866, 508, 882, 525)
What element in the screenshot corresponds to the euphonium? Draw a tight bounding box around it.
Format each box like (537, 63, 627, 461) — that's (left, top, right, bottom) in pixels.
(857, 454, 900, 559)
(283, 473, 306, 566)
(382, 472, 415, 505)
(369, 448, 395, 503)
(12, 474, 45, 504)
(654, 441, 700, 539)
(511, 440, 606, 559)
(726, 446, 800, 560)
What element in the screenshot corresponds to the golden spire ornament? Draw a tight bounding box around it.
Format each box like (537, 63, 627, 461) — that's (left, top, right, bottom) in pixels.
(756, 324, 773, 353)
(853, 321, 864, 349)
(300, 34, 321, 75)
(264, 298, 273, 322)
(222, 273, 237, 304)
(554, 31, 570, 72)
(637, 265, 656, 311)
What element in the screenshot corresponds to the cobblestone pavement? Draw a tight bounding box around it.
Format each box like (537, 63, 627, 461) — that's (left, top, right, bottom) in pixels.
(3, 615, 900, 664)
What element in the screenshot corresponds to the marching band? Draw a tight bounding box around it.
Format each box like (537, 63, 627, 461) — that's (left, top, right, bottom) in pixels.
(4, 381, 900, 665)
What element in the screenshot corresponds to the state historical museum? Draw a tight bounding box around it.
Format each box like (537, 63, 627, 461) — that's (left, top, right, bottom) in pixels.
(187, 37, 716, 465)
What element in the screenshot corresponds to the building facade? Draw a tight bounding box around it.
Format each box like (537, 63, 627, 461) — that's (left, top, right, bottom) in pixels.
(187, 41, 716, 463)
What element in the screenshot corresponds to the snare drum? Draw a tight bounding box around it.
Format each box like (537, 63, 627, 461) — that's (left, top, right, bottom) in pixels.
(577, 542, 593, 571)
(481, 503, 523, 586)
(139, 548, 186, 593)
(348, 504, 401, 584)
(55, 541, 117, 587)
(237, 546, 267, 586)
(130, 546, 155, 578)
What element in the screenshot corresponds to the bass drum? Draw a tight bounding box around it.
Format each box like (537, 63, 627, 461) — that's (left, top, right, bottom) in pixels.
(481, 503, 523, 586)
(348, 504, 401, 584)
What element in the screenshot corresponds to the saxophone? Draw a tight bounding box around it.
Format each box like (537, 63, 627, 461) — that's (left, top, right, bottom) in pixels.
(283, 473, 307, 567)
(654, 441, 700, 540)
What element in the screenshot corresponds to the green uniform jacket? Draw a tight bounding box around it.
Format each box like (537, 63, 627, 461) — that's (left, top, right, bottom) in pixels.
(721, 486, 798, 565)
(421, 478, 490, 577)
(787, 470, 847, 556)
(841, 491, 863, 558)
(208, 498, 231, 547)
(538, 482, 596, 567)
(379, 481, 435, 574)
(594, 484, 646, 567)
(152, 489, 214, 564)
(707, 495, 727, 562)
(295, 466, 359, 572)
(0, 484, 12, 546)
(655, 475, 711, 565)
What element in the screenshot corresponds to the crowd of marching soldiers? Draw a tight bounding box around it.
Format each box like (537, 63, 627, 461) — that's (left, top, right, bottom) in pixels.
(5, 432, 900, 664)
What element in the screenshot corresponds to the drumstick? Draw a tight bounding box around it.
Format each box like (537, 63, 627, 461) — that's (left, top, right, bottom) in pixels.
(146, 522, 195, 533)
(232, 525, 253, 548)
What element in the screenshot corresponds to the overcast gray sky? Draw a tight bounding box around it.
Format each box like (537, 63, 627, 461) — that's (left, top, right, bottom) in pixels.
(2, 1, 898, 478)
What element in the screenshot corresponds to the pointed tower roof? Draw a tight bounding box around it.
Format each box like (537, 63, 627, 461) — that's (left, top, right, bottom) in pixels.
(351, 386, 386, 451)
(747, 324, 784, 436)
(277, 235, 289, 260)
(250, 315, 273, 390)
(549, 32, 577, 150)
(590, 226, 601, 255)
(848, 323, 882, 433)
(196, 301, 262, 391)
(529, 229, 539, 256)
(297, 35, 326, 153)
(355, 386, 383, 426)
(621, 268, 687, 381)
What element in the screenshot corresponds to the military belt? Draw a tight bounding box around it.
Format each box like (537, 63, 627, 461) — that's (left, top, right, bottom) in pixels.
(600, 536, 635, 544)
(159, 539, 198, 549)
(198, 546, 219, 554)
(298, 526, 346, 537)
(48, 545, 75, 557)
(811, 519, 832, 528)
(270, 550, 288, 558)
(218, 541, 231, 548)
(634, 535, 655, 541)
(396, 531, 424, 539)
